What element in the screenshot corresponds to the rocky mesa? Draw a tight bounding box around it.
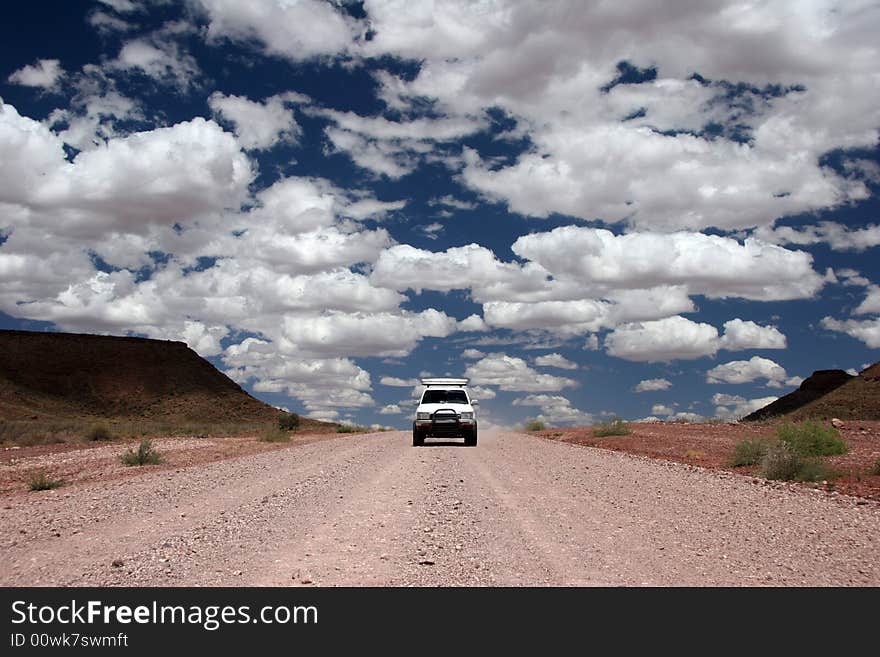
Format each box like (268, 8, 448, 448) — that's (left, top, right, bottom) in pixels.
(0, 329, 285, 428)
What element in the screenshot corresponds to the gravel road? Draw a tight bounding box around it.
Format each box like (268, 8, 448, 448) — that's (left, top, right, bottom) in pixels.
(2, 431, 878, 586)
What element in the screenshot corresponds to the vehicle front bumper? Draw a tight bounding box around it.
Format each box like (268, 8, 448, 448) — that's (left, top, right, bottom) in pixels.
(414, 417, 474, 437)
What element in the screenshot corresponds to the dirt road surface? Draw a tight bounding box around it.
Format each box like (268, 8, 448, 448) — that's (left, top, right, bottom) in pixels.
(2, 431, 879, 586)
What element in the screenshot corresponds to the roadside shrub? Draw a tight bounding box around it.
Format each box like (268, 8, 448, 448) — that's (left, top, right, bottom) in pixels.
(760, 442, 804, 481)
(759, 442, 833, 482)
(777, 421, 847, 457)
(871, 458, 880, 476)
(525, 420, 546, 432)
(85, 423, 114, 442)
(336, 425, 365, 434)
(120, 439, 163, 466)
(793, 458, 837, 483)
(27, 470, 63, 491)
(593, 419, 631, 437)
(278, 412, 300, 432)
(260, 426, 291, 443)
(729, 437, 774, 467)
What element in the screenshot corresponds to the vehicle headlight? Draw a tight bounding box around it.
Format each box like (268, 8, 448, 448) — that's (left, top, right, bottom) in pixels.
(416, 412, 430, 420)
(460, 412, 473, 419)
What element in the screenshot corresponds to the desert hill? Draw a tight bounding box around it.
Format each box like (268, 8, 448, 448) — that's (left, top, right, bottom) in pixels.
(0, 329, 314, 429)
(743, 363, 880, 422)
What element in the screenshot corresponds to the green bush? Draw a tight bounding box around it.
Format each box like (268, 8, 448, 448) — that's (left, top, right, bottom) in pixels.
(336, 425, 366, 434)
(729, 437, 774, 466)
(760, 442, 833, 482)
(777, 421, 847, 457)
(260, 426, 291, 443)
(120, 439, 163, 466)
(278, 412, 300, 431)
(27, 470, 63, 491)
(593, 419, 631, 437)
(525, 420, 546, 432)
(86, 423, 114, 441)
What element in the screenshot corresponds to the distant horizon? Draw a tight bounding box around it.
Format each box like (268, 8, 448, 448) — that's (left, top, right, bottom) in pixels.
(2, 0, 878, 429)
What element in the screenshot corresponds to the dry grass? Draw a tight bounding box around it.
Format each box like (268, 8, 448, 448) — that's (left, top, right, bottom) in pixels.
(259, 426, 291, 443)
(120, 439, 163, 466)
(0, 418, 271, 446)
(27, 470, 64, 491)
(593, 419, 631, 437)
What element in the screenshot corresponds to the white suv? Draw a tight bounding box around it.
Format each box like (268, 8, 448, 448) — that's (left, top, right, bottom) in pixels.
(412, 378, 479, 447)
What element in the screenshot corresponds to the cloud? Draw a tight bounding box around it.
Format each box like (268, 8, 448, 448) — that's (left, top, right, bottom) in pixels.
(370, 243, 548, 300)
(461, 348, 485, 360)
(341, 198, 406, 221)
(0, 107, 252, 238)
(366, 1, 877, 231)
(605, 315, 792, 363)
(512, 394, 592, 426)
(224, 338, 374, 413)
(651, 404, 675, 417)
(854, 286, 880, 316)
(511, 227, 824, 301)
(47, 89, 143, 151)
(279, 309, 458, 358)
(670, 412, 705, 423)
(420, 222, 444, 240)
(484, 299, 605, 334)
(209, 92, 301, 150)
(97, 0, 138, 12)
(533, 353, 578, 370)
(316, 109, 486, 178)
(112, 37, 200, 90)
(712, 393, 779, 420)
(465, 353, 577, 392)
(378, 404, 402, 415)
(821, 317, 880, 349)
(89, 11, 135, 34)
(369, 231, 821, 341)
(468, 385, 496, 400)
(380, 376, 419, 387)
(198, 0, 363, 60)
(8, 59, 65, 89)
(605, 316, 720, 362)
(754, 222, 880, 252)
(706, 356, 793, 387)
(430, 195, 476, 211)
(718, 319, 786, 350)
(634, 378, 672, 393)
(457, 314, 489, 332)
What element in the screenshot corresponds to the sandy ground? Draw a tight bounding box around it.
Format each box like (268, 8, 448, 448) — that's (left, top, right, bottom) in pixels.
(2, 430, 878, 587)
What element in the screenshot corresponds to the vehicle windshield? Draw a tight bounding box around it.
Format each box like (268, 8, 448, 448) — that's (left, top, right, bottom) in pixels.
(421, 389, 469, 404)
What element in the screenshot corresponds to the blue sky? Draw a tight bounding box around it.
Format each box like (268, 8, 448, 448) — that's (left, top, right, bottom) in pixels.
(1, 0, 879, 429)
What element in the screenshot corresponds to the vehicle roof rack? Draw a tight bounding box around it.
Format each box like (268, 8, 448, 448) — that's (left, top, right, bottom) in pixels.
(420, 377, 469, 387)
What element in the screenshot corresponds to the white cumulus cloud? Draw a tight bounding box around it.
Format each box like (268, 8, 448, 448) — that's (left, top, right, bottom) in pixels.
(821, 317, 880, 349)
(605, 316, 720, 362)
(8, 59, 65, 88)
(465, 353, 577, 392)
(512, 394, 592, 426)
(634, 378, 672, 393)
(706, 356, 797, 387)
(533, 353, 578, 370)
(209, 91, 302, 150)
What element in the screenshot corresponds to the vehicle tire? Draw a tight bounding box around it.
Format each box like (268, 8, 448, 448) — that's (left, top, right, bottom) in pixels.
(465, 427, 477, 446)
(412, 426, 424, 447)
